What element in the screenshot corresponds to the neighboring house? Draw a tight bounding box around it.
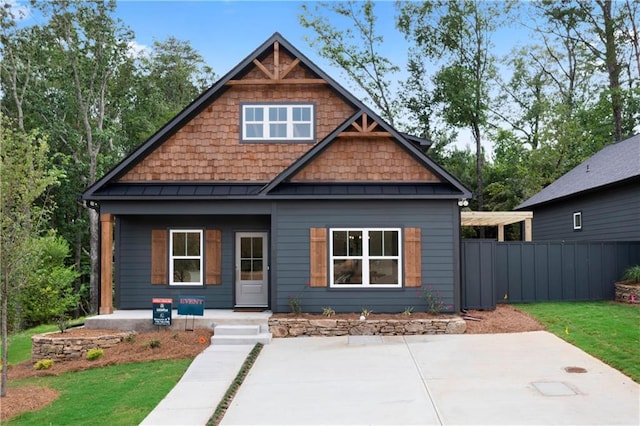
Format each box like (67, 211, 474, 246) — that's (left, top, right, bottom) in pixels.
(515, 134, 640, 241)
(83, 33, 471, 315)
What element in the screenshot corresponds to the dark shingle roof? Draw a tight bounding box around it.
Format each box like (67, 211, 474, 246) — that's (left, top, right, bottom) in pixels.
(516, 134, 640, 209)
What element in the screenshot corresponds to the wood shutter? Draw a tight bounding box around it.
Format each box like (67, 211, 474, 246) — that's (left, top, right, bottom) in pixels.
(309, 228, 327, 287)
(151, 229, 168, 285)
(404, 227, 422, 287)
(205, 229, 222, 285)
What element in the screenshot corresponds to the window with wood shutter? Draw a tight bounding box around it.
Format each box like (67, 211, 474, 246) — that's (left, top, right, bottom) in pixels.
(329, 228, 401, 288)
(151, 229, 168, 285)
(205, 229, 222, 285)
(404, 227, 422, 287)
(309, 228, 327, 287)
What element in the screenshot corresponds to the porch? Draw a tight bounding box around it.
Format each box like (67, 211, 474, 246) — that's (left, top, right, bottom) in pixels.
(84, 309, 272, 334)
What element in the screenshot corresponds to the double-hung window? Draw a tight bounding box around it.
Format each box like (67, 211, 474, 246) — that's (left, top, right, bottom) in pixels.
(170, 230, 203, 285)
(242, 104, 314, 141)
(330, 228, 401, 288)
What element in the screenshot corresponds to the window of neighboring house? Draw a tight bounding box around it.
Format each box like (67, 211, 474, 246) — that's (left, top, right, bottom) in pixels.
(170, 230, 203, 285)
(241, 104, 314, 141)
(573, 212, 582, 231)
(330, 228, 401, 288)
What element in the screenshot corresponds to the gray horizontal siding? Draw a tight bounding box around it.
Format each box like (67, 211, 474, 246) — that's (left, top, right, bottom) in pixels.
(273, 200, 459, 314)
(532, 181, 640, 241)
(116, 215, 269, 309)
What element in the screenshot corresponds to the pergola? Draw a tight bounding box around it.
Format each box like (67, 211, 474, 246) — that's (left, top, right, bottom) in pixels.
(461, 211, 533, 241)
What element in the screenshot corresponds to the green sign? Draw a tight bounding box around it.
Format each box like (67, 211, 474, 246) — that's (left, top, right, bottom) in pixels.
(177, 296, 205, 316)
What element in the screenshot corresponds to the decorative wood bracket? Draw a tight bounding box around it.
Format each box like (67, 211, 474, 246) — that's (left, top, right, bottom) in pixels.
(337, 113, 392, 138)
(226, 41, 326, 86)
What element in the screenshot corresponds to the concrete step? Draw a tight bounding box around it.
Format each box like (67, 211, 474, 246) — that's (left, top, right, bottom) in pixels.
(211, 332, 272, 345)
(214, 324, 260, 336)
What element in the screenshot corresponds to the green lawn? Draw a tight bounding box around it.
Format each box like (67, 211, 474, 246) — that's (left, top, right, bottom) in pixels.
(7, 359, 192, 425)
(516, 301, 640, 382)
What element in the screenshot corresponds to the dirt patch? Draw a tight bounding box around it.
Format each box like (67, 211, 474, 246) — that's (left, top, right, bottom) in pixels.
(1, 386, 60, 423)
(462, 304, 544, 334)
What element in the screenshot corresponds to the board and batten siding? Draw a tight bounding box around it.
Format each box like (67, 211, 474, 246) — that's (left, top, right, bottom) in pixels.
(115, 215, 269, 309)
(272, 200, 460, 313)
(531, 181, 640, 241)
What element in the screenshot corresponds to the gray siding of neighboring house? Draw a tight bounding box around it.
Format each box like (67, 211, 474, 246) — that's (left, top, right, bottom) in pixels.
(272, 200, 460, 314)
(531, 180, 640, 241)
(115, 214, 270, 309)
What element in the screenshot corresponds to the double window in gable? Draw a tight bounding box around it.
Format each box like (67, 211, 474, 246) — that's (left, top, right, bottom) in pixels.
(242, 103, 314, 142)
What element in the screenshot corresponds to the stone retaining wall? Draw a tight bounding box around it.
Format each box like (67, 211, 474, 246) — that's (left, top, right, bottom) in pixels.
(32, 329, 135, 361)
(615, 282, 640, 303)
(269, 317, 466, 337)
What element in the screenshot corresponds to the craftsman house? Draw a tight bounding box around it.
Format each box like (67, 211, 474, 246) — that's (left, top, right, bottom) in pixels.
(83, 33, 471, 315)
(515, 134, 640, 241)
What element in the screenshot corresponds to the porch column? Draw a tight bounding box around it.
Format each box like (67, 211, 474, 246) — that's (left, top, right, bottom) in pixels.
(100, 213, 114, 314)
(524, 218, 532, 242)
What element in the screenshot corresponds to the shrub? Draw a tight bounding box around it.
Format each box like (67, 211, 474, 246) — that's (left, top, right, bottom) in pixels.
(322, 306, 335, 317)
(34, 359, 54, 370)
(144, 339, 161, 349)
(403, 306, 414, 316)
(622, 265, 640, 284)
(287, 295, 302, 315)
(86, 348, 104, 361)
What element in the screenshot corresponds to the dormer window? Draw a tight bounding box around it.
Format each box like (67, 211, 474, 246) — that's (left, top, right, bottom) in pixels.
(241, 103, 315, 142)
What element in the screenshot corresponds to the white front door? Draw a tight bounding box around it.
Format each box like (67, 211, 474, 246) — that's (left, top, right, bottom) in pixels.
(235, 232, 268, 307)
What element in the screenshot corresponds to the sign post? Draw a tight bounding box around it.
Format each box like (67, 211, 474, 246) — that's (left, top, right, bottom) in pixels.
(177, 296, 205, 330)
(152, 298, 173, 327)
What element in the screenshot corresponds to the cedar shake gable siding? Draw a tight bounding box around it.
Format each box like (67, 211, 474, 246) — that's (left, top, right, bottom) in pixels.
(291, 136, 441, 182)
(119, 49, 356, 183)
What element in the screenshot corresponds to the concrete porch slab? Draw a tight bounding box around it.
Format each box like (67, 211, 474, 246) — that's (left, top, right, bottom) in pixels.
(84, 309, 272, 332)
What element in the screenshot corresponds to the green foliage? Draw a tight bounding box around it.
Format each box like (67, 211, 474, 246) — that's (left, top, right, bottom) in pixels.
(18, 233, 80, 328)
(517, 302, 640, 382)
(144, 339, 161, 349)
(360, 308, 372, 318)
(421, 286, 452, 314)
(622, 265, 640, 284)
(34, 359, 54, 370)
(322, 307, 336, 317)
(9, 359, 192, 425)
(86, 348, 104, 361)
(287, 294, 303, 315)
(403, 306, 414, 316)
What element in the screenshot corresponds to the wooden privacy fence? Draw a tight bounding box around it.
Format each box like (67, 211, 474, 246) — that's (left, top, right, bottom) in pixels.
(461, 241, 640, 310)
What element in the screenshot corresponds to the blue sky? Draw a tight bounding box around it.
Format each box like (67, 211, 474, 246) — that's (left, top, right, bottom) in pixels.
(15, 0, 533, 151)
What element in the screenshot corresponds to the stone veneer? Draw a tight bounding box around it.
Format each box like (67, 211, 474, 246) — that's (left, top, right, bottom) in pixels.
(32, 329, 135, 361)
(615, 282, 640, 303)
(269, 316, 466, 338)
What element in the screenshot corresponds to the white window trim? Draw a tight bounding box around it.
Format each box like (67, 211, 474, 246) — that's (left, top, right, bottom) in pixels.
(169, 229, 203, 286)
(573, 212, 582, 230)
(329, 228, 402, 288)
(242, 104, 314, 141)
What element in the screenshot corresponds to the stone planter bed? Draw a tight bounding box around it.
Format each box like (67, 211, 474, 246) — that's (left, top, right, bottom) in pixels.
(32, 328, 135, 361)
(614, 281, 640, 303)
(269, 315, 466, 337)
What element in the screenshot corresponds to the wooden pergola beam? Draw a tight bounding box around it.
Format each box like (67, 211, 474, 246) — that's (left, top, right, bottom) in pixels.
(461, 211, 533, 241)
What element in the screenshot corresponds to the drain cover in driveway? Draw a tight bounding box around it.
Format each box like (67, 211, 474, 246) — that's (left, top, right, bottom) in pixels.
(532, 381, 578, 396)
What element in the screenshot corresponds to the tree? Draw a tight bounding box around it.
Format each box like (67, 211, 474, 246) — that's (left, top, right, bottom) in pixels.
(1, 120, 60, 397)
(399, 0, 509, 213)
(28, 0, 135, 313)
(300, 0, 400, 125)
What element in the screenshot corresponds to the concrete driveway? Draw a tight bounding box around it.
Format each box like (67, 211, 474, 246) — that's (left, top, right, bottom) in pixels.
(221, 331, 639, 425)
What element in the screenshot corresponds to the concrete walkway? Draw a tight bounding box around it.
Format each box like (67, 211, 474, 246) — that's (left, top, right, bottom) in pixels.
(221, 332, 639, 425)
(140, 344, 253, 426)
